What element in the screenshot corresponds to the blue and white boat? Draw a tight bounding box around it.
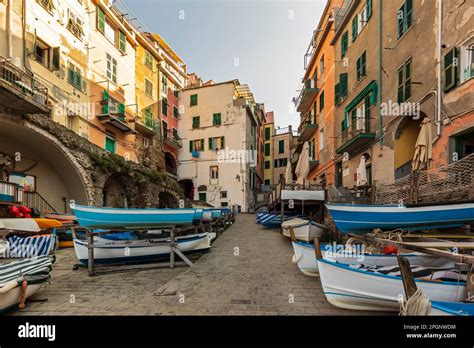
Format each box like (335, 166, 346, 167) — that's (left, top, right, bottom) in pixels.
(326, 202, 474, 234)
(317, 258, 467, 311)
(430, 301, 474, 316)
(70, 204, 204, 229)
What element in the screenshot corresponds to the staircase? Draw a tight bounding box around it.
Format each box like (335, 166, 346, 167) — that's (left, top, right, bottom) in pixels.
(21, 191, 58, 213)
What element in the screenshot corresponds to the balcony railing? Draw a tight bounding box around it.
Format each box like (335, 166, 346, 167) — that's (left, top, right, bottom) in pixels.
(335, 118, 375, 155)
(0, 57, 49, 114)
(135, 111, 158, 135)
(296, 78, 319, 112)
(298, 119, 318, 142)
(95, 101, 137, 134)
(0, 181, 21, 203)
(163, 129, 182, 149)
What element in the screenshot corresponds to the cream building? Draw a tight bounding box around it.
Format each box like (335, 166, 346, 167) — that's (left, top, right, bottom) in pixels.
(177, 80, 258, 213)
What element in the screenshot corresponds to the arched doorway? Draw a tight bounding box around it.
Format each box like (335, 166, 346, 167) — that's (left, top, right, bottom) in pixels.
(179, 179, 194, 200)
(0, 118, 89, 212)
(394, 116, 423, 179)
(158, 191, 178, 208)
(164, 152, 177, 176)
(102, 173, 134, 208)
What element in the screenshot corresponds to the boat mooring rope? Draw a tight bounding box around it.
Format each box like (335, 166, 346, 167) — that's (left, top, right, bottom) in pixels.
(399, 288, 432, 316)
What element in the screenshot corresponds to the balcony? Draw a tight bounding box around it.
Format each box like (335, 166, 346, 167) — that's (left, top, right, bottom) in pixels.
(309, 158, 319, 172)
(95, 101, 137, 134)
(335, 119, 376, 155)
(298, 119, 318, 142)
(296, 79, 319, 112)
(0, 57, 49, 114)
(135, 112, 158, 136)
(163, 129, 182, 149)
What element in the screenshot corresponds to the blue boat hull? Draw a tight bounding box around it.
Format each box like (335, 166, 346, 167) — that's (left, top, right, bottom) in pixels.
(326, 203, 474, 234)
(71, 204, 203, 229)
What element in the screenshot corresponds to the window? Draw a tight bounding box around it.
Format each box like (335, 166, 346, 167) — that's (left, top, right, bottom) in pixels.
(210, 166, 219, 180)
(339, 73, 348, 100)
(274, 158, 288, 168)
(335, 83, 340, 106)
(37, 0, 54, 14)
(162, 121, 168, 139)
(264, 143, 270, 156)
(190, 94, 198, 106)
(35, 39, 60, 71)
(105, 135, 116, 154)
(397, 0, 413, 38)
(104, 19, 116, 44)
(319, 128, 324, 151)
(106, 53, 117, 84)
(264, 127, 271, 140)
(198, 192, 206, 202)
(445, 48, 459, 91)
(220, 191, 227, 198)
(173, 106, 179, 118)
(145, 79, 153, 97)
(97, 6, 105, 32)
(68, 62, 83, 91)
(352, 16, 358, 42)
(461, 41, 474, 83)
(319, 91, 325, 112)
(173, 87, 179, 98)
(145, 50, 154, 69)
(309, 139, 315, 159)
(341, 31, 349, 57)
(192, 116, 200, 129)
(161, 75, 168, 94)
(189, 139, 204, 152)
(278, 140, 285, 154)
(67, 10, 85, 40)
(209, 137, 225, 150)
(397, 58, 412, 103)
(319, 55, 325, 77)
(264, 179, 270, 185)
(264, 161, 270, 169)
(357, 51, 367, 81)
(213, 113, 221, 126)
(162, 98, 168, 116)
(366, 0, 373, 20)
(221, 202, 228, 207)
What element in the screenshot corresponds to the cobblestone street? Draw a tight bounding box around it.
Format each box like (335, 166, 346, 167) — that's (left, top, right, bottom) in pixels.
(13, 214, 377, 315)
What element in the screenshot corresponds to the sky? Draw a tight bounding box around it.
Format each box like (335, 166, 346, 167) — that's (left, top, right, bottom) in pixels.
(123, 0, 325, 129)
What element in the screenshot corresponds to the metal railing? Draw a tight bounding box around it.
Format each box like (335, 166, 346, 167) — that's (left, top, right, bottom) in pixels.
(0, 57, 48, 106)
(335, 118, 372, 150)
(22, 191, 57, 213)
(0, 181, 21, 203)
(163, 129, 182, 148)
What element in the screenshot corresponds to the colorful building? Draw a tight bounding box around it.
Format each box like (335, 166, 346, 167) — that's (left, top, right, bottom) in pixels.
(263, 111, 275, 188)
(272, 125, 295, 185)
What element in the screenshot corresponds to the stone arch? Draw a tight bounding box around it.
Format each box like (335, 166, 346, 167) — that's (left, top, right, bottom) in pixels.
(0, 114, 90, 211)
(179, 179, 194, 200)
(102, 172, 138, 208)
(164, 151, 177, 176)
(158, 191, 179, 208)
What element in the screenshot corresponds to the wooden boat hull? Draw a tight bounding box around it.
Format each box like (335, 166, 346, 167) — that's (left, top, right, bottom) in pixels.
(325, 203, 474, 234)
(70, 204, 204, 229)
(0, 283, 44, 313)
(317, 258, 466, 311)
(282, 218, 324, 242)
(73, 232, 212, 265)
(291, 242, 454, 277)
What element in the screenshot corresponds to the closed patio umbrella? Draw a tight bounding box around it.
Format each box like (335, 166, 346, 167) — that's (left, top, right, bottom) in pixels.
(284, 160, 293, 185)
(412, 118, 433, 171)
(295, 141, 310, 186)
(356, 155, 367, 186)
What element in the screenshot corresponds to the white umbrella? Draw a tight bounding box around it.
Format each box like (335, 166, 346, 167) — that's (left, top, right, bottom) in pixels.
(356, 155, 367, 187)
(295, 142, 310, 186)
(284, 160, 293, 184)
(412, 118, 433, 171)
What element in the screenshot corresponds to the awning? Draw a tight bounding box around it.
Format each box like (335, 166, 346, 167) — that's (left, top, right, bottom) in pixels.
(281, 189, 325, 201)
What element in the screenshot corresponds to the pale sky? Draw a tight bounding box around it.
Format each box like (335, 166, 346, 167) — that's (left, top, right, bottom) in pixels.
(124, 0, 325, 129)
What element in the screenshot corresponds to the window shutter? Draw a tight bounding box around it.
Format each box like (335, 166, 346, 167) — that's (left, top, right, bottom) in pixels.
(335, 83, 340, 105)
(118, 103, 125, 120)
(341, 32, 348, 57)
(97, 7, 105, 32)
(52, 47, 60, 71)
(352, 16, 358, 42)
(209, 138, 213, 150)
(356, 57, 361, 80)
(366, 0, 372, 19)
(340, 73, 348, 98)
(200, 139, 204, 151)
(189, 140, 193, 152)
(102, 90, 109, 114)
(397, 4, 405, 38)
(119, 31, 126, 53)
(397, 66, 404, 102)
(405, 59, 412, 100)
(221, 137, 225, 148)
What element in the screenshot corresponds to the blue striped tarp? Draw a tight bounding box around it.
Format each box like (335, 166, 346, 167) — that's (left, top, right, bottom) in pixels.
(4, 235, 56, 258)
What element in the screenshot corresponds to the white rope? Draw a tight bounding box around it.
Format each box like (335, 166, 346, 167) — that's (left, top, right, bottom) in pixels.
(399, 288, 432, 316)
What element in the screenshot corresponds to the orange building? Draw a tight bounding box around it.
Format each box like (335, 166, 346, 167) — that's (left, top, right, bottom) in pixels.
(296, 0, 343, 187)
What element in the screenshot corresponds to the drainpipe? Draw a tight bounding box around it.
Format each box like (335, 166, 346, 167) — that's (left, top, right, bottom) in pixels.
(378, 0, 383, 147)
(436, 0, 443, 136)
(7, 0, 13, 60)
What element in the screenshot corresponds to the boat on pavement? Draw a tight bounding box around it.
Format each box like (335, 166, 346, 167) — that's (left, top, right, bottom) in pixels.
(317, 258, 467, 311)
(325, 202, 474, 234)
(282, 218, 324, 242)
(70, 204, 204, 229)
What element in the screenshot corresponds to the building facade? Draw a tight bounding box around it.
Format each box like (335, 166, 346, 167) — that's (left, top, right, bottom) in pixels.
(177, 80, 259, 212)
(271, 126, 295, 184)
(263, 111, 275, 187)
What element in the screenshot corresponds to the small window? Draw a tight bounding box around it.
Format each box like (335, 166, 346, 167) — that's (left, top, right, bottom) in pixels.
(461, 41, 474, 83)
(67, 10, 85, 40)
(341, 31, 349, 57)
(264, 127, 271, 140)
(192, 116, 200, 129)
(97, 6, 105, 32)
(220, 191, 227, 198)
(278, 140, 285, 154)
(264, 161, 270, 169)
(339, 73, 348, 100)
(397, 58, 412, 102)
(264, 179, 270, 185)
(445, 48, 459, 91)
(213, 113, 221, 126)
(190, 94, 198, 106)
(105, 136, 116, 154)
(319, 128, 324, 151)
(352, 15, 359, 42)
(264, 143, 270, 156)
(161, 75, 168, 94)
(162, 121, 168, 139)
(210, 166, 219, 179)
(189, 139, 204, 152)
(68, 62, 83, 91)
(319, 91, 325, 112)
(144, 50, 154, 70)
(145, 79, 153, 97)
(162, 98, 168, 116)
(106, 53, 117, 84)
(221, 202, 228, 207)
(357, 51, 367, 81)
(209, 137, 225, 150)
(173, 106, 179, 118)
(397, 0, 413, 38)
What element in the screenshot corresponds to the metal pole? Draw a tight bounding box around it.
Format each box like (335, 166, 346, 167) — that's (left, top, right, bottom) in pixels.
(87, 230, 95, 276)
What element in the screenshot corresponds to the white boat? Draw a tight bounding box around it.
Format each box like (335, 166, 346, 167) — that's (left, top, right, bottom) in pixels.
(282, 218, 324, 242)
(0, 256, 54, 312)
(317, 258, 466, 311)
(291, 242, 454, 277)
(73, 232, 212, 265)
(0, 219, 41, 232)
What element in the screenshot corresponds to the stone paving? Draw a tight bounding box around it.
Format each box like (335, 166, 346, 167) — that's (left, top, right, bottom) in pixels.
(11, 214, 379, 315)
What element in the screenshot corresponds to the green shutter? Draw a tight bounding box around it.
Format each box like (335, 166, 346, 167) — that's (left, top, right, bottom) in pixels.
(102, 90, 109, 114)
(279, 140, 284, 153)
(366, 0, 372, 19)
(341, 31, 348, 57)
(189, 140, 193, 152)
(397, 66, 404, 103)
(118, 103, 125, 121)
(397, 4, 405, 38)
(162, 98, 167, 115)
(209, 137, 213, 150)
(200, 139, 204, 151)
(221, 137, 225, 148)
(213, 113, 221, 125)
(444, 48, 459, 91)
(340, 73, 348, 99)
(105, 137, 115, 153)
(190, 94, 198, 106)
(405, 59, 412, 100)
(118, 31, 126, 53)
(352, 16, 358, 42)
(319, 91, 324, 111)
(335, 83, 340, 105)
(356, 57, 361, 80)
(97, 7, 105, 33)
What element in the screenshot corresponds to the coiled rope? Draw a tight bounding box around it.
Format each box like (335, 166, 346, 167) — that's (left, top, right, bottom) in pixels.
(399, 288, 432, 316)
